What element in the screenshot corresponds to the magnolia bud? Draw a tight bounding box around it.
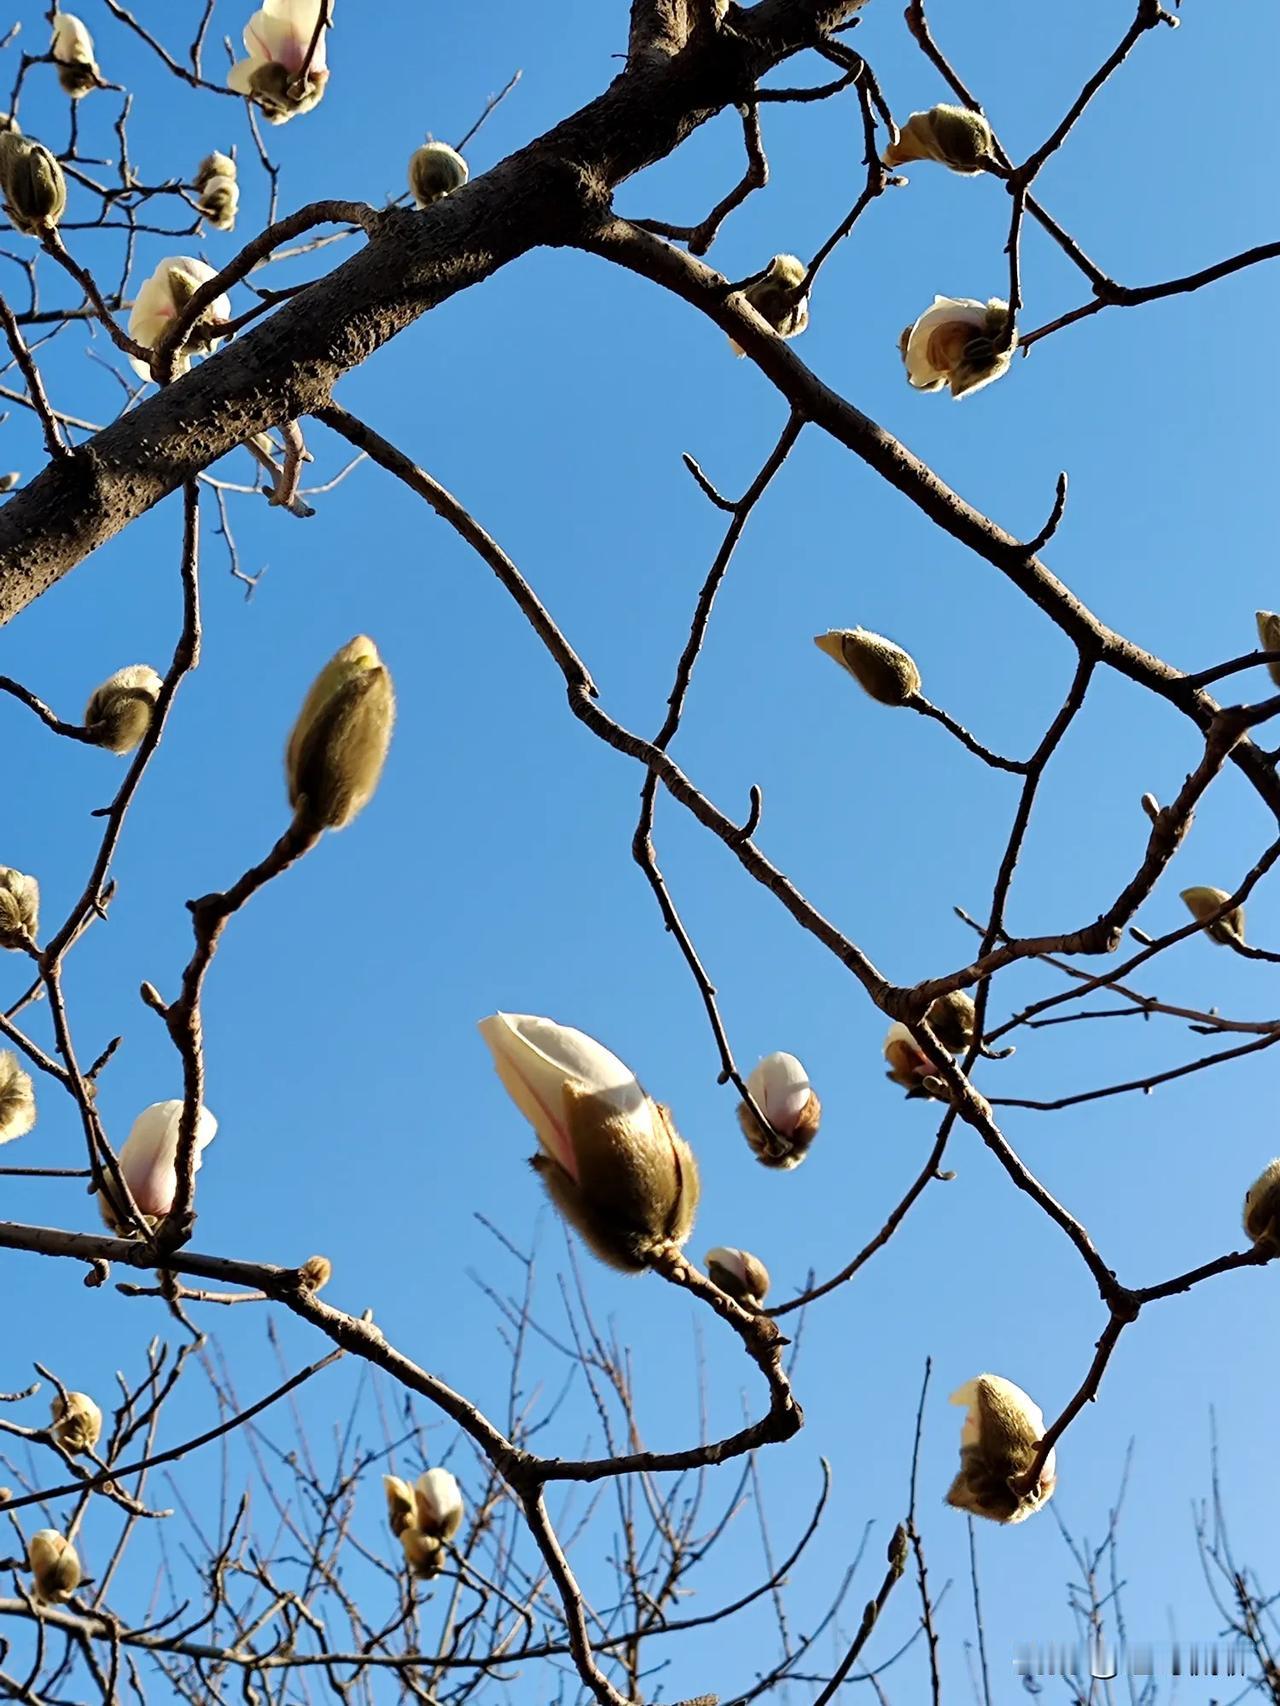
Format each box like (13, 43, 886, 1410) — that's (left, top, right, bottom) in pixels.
(195, 151, 239, 232)
(1, 137, 67, 236)
(286, 636, 396, 831)
(814, 628, 921, 706)
(883, 1021, 946, 1099)
(51, 14, 99, 97)
(299, 1254, 332, 1292)
(1243, 1159, 1280, 1251)
(0, 115, 20, 135)
(50, 1390, 103, 1454)
(925, 990, 976, 1055)
(729, 253, 809, 355)
(0, 472, 19, 493)
(1180, 885, 1244, 947)
(478, 1013, 700, 1271)
(884, 104, 994, 175)
(383, 1474, 416, 1539)
(1256, 611, 1280, 689)
(705, 1245, 770, 1309)
(900, 296, 1015, 400)
(28, 1529, 81, 1603)
(946, 1374, 1056, 1524)
(414, 1469, 464, 1541)
(0, 866, 39, 949)
(83, 664, 163, 754)
(1140, 792, 1161, 824)
(400, 1525, 444, 1578)
(737, 1051, 821, 1170)
(0, 1050, 36, 1144)
(409, 141, 469, 207)
(98, 1099, 218, 1233)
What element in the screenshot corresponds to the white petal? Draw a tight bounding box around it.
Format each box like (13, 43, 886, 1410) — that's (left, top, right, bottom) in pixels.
(118, 1100, 217, 1217)
(415, 1468, 462, 1528)
(746, 1052, 811, 1134)
(52, 14, 94, 63)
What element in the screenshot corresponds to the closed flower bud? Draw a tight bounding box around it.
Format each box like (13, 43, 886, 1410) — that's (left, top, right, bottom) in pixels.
(884, 103, 994, 174)
(286, 636, 396, 830)
(0, 472, 20, 493)
(1256, 611, 1280, 689)
(228, 0, 330, 124)
(883, 1021, 946, 1099)
(705, 1245, 770, 1309)
(737, 1051, 821, 1170)
(1180, 885, 1244, 947)
(900, 295, 1015, 399)
(1243, 1158, 1280, 1251)
(195, 151, 239, 231)
(729, 253, 809, 355)
(0, 115, 20, 135)
(50, 1390, 103, 1454)
(946, 1374, 1056, 1524)
(299, 1254, 332, 1291)
(814, 628, 921, 706)
(478, 1013, 700, 1271)
(925, 989, 976, 1055)
(414, 1469, 463, 1541)
(98, 1099, 218, 1233)
(28, 1529, 81, 1603)
(400, 1525, 444, 1578)
(0, 867, 39, 949)
(83, 664, 162, 754)
(409, 141, 469, 207)
(0, 1050, 36, 1144)
(1, 137, 67, 236)
(128, 257, 232, 381)
(50, 14, 99, 97)
(382, 1474, 416, 1539)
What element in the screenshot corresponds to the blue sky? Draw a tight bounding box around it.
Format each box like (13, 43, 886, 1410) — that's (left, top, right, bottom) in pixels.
(1, 0, 1277, 1697)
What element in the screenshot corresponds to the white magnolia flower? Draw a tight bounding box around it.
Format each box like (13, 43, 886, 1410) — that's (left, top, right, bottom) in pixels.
(745, 1053, 813, 1135)
(228, 0, 331, 124)
(884, 104, 993, 175)
(113, 1100, 218, 1221)
(50, 14, 99, 97)
(900, 295, 1015, 400)
(883, 1021, 934, 1090)
(128, 257, 231, 381)
(947, 1374, 1056, 1524)
(1180, 885, 1244, 947)
(414, 1468, 464, 1540)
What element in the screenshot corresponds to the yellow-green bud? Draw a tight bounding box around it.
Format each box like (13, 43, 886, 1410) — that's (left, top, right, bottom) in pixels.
(194, 151, 239, 232)
(0, 866, 39, 949)
(1, 137, 67, 236)
(28, 1529, 81, 1604)
(408, 141, 469, 208)
(1180, 885, 1244, 947)
(1256, 611, 1280, 689)
(814, 628, 921, 705)
(0, 1050, 36, 1144)
(400, 1526, 443, 1578)
(1243, 1159, 1280, 1251)
(925, 990, 976, 1055)
(730, 254, 809, 354)
(84, 664, 162, 754)
(884, 104, 994, 175)
(50, 1390, 103, 1454)
(286, 636, 396, 831)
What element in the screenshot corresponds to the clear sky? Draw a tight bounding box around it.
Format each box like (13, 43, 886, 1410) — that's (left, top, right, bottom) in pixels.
(1, 0, 1277, 1697)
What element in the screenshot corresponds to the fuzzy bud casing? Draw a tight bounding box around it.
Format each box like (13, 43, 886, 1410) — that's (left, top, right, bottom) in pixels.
(299, 1254, 332, 1291)
(0, 1050, 36, 1144)
(400, 1526, 444, 1578)
(51, 1391, 103, 1454)
(1243, 1158, 1280, 1251)
(1256, 611, 1280, 689)
(925, 990, 976, 1055)
(814, 628, 921, 705)
(286, 636, 396, 830)
(0, 867, 39, 949)
(705, 1245, 770, 1309)
(409, 142, 469, 207)
(946, 1374, 1056, 1524)
(383, 1474, 416, 1538)
(84, 664, 163, 754)
(737, 1051, 821, 1170)
(1180, 885, 1244, 946)
(195, 152, 239, 231)
(51, 14, 99, 97)
(884, 104, 994, 174)
(1, 137, 67, 235)
(478, 1013, 700, 1271)
(729, 253, 809, 354)
(29, 1529, 81, 1603)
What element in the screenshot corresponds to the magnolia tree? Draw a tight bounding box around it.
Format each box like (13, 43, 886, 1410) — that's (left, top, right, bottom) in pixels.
(0, 0, 1276, 1701)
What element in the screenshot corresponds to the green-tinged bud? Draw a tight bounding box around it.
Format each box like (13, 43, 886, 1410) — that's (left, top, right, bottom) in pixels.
(925, 990, 976, 1055)
(705, 1245, 770, 1309)
(400, 1526, 443, 1579)
(83, 664, 163, 754)
(1180, 885, 1244, 947)
(286, 636, 397, 831)
(0, 867, 39, 949)
(814, 628, 921, 706)
(28, 1529, 81, 1604)
(50, 1390, 103, 1454)
(383, 1474, 416, 1539)
(194, 150, 239, 232)
(1256, 611, 1280, 689)
(1243, 1159, 1280, 1251)
(299, 1254, 332, 1292)
(884, 104, 993, 175)
(729, 253, 809, 354)
(1, 137, 67, 236)
(947, 1375, 1056, 1525)
(408, 141, 469, 207)
(0, 1050, 36, 1144)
